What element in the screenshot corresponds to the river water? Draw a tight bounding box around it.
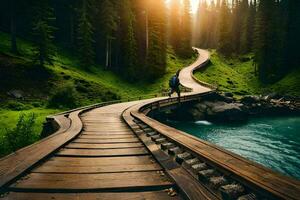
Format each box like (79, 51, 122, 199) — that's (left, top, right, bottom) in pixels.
(158, 116, 300, 180)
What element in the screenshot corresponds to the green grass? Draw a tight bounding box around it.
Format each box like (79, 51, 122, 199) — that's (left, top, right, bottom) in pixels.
(0, 32, 195, 104)
(0, 31, 195, 157)
(0, 108, 61, 157)
(195, 50, 300, 97)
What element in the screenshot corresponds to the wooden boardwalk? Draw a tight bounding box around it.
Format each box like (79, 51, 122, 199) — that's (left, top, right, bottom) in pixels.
(1, 48, 300, 200)
(3, 102, 183, 199)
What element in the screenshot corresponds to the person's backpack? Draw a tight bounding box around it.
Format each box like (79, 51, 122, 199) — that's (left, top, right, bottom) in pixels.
(169, 76, 179, 88)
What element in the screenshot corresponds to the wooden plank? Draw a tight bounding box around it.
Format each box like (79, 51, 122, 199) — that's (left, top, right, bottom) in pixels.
(81, 133, 134, 136)
(65, 142, 144, 149)
(32, 163, 161, 173)
(79, 135, 135, 139)
(38, 156, 156, 167)
(122, 111, 218, 200)
(10, 171, 174, 190)
(83, 128, 132, 132)
(83, 125, 129, 129)
(72, 138, 140, 144)
(56, 147, 149, 157)
(82, 131, 134, 135)
(0, 111, 82, 188)
(3, 191, 182, 200)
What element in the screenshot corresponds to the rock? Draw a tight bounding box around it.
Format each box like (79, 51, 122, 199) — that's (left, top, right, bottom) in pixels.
(220, 184, 245, 200)
(198, 169, 217, 182)
(161, 142, 176, 150)
(188, 103, 208, 120)
(267, 92, 282, 100)
(175, 152, 193, 164)
(191, 163, 208, 174)
(7, 90, 24, 99)
(224, 92, 234, 98)
(189, 101, 248, 123)
(209, 176, 228, 189)
(168, 147, 183, 156)
(240, 95, 259, 104)
(206, 102, 248, 123)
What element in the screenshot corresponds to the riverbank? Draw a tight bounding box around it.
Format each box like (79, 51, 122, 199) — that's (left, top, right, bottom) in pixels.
(157, 92, 300, 124)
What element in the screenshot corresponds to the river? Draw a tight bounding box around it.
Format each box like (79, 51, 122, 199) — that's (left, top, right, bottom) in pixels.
(157, 116, 300, 180)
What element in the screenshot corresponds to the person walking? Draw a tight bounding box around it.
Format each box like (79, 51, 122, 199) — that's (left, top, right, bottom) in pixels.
(168, 70, 181, 98)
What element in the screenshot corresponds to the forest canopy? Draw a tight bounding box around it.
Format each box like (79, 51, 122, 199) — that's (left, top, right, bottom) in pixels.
(0, 0, 299, 83)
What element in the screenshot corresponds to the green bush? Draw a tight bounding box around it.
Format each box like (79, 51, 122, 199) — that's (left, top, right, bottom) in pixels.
(5, 101, 32, 111)
(0, 133, 10, 157)
(48, 83, 78, 109)
(5, 113, 37, 152)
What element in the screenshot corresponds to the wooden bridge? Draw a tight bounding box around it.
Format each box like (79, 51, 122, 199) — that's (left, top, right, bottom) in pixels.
(0, 49, 299, 200)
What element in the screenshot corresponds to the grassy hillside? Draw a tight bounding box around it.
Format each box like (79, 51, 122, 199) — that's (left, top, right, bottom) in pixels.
(195, 50, 300, 97)
(0, 31, 195, 157)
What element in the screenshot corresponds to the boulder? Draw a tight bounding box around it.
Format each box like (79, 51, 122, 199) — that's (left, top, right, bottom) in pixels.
(187, 103, 208, 120)
(206, 101, 248, 123)
(240, 95, 259, 105)
(224, 92, 234, 98)
(7, 90, 24, 99)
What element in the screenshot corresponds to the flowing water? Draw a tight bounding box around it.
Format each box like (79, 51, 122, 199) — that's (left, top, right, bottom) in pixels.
(158, 116, 300, 180)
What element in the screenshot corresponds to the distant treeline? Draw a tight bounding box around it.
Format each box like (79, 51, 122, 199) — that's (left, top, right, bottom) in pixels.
(0, 0, 193, 82)
(1, 0, 299, 83)
(195, 0, 300, 83)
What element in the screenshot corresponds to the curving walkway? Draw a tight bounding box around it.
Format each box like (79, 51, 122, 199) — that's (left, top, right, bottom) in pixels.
(1, 48, 300, 200)
(179, 48, 211, 93)
(0, 49, 211, 200)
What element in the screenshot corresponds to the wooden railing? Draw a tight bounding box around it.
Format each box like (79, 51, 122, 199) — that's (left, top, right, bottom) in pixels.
(126, 93, 300, 200)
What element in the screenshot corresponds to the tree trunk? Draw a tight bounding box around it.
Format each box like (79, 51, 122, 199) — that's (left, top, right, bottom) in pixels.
(105, 38, 109, 69)
(109, 39, 112, 68)
(70, 10, 74, 49)
(10, 0, 18, 54)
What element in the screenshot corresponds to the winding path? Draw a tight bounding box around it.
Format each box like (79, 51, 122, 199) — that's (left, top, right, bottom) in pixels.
(1, 49, 299, 200)
(179, 48, 211, 93)
(0, 48, 211, 200)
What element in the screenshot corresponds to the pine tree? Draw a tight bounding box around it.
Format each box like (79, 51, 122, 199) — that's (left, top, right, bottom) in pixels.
(218, 0, 232, 56)
(98, 0, 117, 69)
(231, 0, 243, 54)
(169, 0, 181, 52)
(77, 0, 95, 68)
(198, 0, 209, 48)
(240, 0, 250, 54)
(120, 0, 139, 81)
(284, 0, 300, 71)
(32, 0, 56, 67)
(254, 0, 282, 82)
(207, 0, 219, 48)
(178, 0, 193, 58)
(10, 0, 19, 54)
(146, 0, 167, 80)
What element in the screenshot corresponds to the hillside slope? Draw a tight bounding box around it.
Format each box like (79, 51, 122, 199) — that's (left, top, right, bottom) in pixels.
(195, 51, 300, 97)
(0, 31, 195, 157)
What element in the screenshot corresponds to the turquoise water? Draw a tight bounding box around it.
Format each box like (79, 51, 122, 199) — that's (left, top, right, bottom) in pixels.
(159, 116, 300, 180)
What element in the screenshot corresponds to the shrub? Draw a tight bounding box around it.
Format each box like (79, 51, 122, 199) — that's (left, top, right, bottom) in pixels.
(6, 101, 32, 111)
(48, 83, 78, 109)
(5, 113, 37, 152)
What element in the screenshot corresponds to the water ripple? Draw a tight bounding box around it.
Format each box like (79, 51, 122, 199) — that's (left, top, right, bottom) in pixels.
(160, 116, 300, 180)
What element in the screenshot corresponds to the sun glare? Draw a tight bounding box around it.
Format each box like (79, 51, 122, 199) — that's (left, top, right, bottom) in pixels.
(166, 0, 200, 14)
